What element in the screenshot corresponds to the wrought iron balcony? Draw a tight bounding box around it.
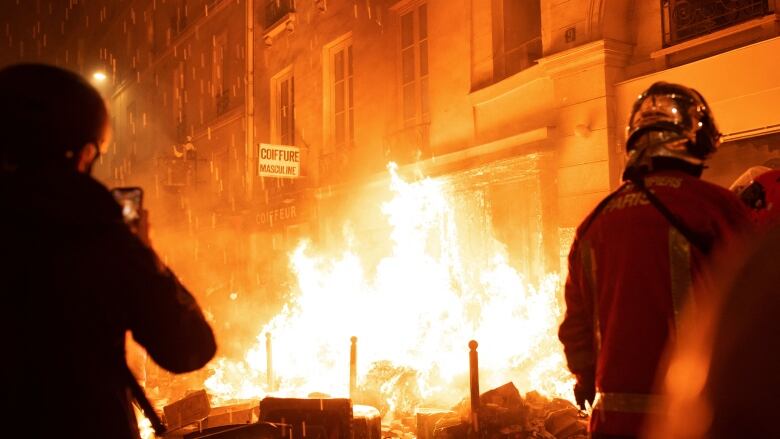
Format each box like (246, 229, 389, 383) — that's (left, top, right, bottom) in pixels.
(176, 120, 188, 142)
(170, 14, 188, 38)
(383, 122, 431, 166)
(661, 0, 769, 47)
(216, 91, 230, 116)
(265, 0, 295, 29)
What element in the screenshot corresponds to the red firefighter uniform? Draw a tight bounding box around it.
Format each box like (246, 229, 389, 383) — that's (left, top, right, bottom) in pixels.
(559, 170, 750, 437)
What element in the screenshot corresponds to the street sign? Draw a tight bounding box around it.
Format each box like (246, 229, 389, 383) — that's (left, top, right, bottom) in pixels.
(258, 143, 300, 178)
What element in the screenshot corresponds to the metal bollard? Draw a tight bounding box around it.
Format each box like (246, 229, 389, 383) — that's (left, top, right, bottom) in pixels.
(266, 332, 274, 392)
(350, 336, 358, 399)
(469, 340, 480, 434)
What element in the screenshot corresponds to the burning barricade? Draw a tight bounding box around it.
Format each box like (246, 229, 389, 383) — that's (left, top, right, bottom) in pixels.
(154, 382, 585, 439)
(145, 164, 583, 438)
(154, 337, 584, 439)
(429, 384, 587, 439)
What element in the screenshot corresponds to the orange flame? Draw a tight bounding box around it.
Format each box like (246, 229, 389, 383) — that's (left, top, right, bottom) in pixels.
(135, 406, 155, 439)
(205, 163, 574, 416)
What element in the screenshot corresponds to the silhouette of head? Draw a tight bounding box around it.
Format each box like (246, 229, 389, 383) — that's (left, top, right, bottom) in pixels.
(0, 63, 109, 174)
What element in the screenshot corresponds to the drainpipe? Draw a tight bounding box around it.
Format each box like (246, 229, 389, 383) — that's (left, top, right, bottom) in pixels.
(245, 0, 255, 200)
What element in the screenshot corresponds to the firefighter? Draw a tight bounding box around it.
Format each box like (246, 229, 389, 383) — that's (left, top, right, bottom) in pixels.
(729, 165, 780, 228)
(0, 64, 216, 438)
(558, 82, 751, 439)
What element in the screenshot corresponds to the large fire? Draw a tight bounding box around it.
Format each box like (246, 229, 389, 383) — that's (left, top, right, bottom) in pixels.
(203, 163, 574, 418)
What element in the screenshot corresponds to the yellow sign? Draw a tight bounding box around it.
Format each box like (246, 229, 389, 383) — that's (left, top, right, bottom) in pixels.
(258, 143, 300, 178)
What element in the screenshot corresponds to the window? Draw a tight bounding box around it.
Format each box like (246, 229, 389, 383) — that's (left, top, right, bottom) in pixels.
(492, 0, 542, 79)
(265, 0, 295, 29)
(173, 63, 186, 139)
(145, 6, 155, 52)
(267, 68, 296, 193)
(400, 3, 428, 126)
(126, 101, 137, 155)
(213, 33, 229, 115)
(127, 101, 137, 138)
(171, 0, 188, 37)
(324, 34, 354, 152)
(271, 67, 294, 146)
(661, 0, 769, 47)
(706, 131, 780, 188)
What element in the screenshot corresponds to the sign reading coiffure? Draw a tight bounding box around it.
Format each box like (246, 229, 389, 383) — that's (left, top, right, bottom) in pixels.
(258, 144, 300, 178)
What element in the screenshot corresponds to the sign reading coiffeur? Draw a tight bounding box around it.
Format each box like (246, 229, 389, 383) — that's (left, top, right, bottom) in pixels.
(258, 143, 300, 178)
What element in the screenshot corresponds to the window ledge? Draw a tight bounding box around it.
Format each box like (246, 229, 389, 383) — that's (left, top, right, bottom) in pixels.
(263, 13, 296, 46)
(651, 13, 778, 59)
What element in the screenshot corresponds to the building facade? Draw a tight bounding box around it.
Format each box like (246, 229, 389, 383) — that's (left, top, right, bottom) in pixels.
(3, 0, 779, 305)
(252, 0, 780, 276)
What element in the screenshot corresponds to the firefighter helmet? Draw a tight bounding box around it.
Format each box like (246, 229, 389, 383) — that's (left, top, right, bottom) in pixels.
(624, 82, 720, 178)
(730, 166, 780, 227)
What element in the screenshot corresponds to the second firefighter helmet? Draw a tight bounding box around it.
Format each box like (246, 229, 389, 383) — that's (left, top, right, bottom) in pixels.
(623, 82, 720, 178)
(730, 165, 780, 227)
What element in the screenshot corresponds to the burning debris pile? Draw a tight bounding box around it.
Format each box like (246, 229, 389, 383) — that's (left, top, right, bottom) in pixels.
(146, 164, 580, 437)
(424, 383, 586, 439)
(158, 390, 259, 437)
(153, 382, 585, 439)
(201, 164, 574, 418)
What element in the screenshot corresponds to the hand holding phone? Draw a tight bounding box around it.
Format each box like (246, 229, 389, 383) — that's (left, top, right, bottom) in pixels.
(110, 186, 149, 244)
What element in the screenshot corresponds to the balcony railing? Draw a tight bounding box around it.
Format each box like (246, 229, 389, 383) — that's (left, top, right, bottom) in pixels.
(661, 0, 769, 47)
(176, 120, 188, 142)
(170, 14, 188, 38)
(265, 0, 295, 29)
(216, 91, 230, 116)
(383, 122, 431, 166)
(158, 156, 199, 188)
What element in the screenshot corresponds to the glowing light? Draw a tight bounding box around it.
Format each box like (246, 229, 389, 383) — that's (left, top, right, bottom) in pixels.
(135, 406, 154, 439)
(205, 163, 574, 418)
(92, 71, 107, 82)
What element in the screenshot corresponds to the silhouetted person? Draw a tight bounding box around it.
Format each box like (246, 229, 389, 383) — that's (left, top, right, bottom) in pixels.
(0, 64, 216, 438)
(558, 82, 750, 438)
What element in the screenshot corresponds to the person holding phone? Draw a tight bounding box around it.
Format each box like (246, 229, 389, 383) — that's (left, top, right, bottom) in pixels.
(0, 64, 216, 438)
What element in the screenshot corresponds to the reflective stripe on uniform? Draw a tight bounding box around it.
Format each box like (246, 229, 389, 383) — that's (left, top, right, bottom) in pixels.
(668, 227, 693, 329)
(593, 392, 664, 414)
(580, 240, 601, 356)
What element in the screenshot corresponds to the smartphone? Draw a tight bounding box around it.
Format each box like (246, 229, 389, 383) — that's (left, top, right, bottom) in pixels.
(110, 186, 143, 226)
